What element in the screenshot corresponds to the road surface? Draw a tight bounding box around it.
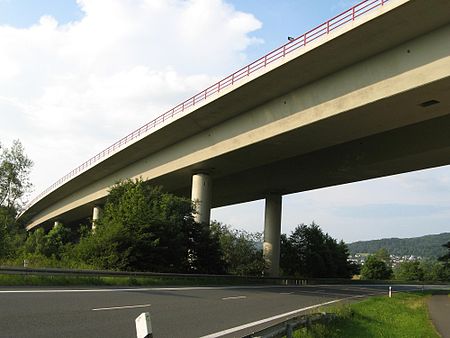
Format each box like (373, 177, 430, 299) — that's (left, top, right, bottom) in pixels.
(0, 284, 426, 337)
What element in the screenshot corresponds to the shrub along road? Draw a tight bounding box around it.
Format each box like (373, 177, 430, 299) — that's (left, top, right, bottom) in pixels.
(0, 284, 435, 338)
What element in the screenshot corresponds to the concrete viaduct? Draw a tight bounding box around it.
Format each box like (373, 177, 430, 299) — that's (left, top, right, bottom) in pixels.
(19, 0, 450, 275)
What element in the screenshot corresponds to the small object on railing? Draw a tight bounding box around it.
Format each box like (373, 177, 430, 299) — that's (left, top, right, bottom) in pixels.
(389, 286, 392, 298)
(135, 312, 152, 338)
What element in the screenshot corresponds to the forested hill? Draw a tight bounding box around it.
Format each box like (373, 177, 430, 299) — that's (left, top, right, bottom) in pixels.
(347, 232, 450, 258)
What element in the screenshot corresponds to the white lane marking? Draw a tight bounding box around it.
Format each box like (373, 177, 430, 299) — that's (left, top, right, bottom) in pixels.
(199, 294, 368, 338)
(92, 303, 151, 311)
(222, 295, 247, 300)
(279, 292, 294, 295)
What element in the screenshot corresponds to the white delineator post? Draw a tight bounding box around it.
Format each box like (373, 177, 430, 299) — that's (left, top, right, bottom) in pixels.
(263, 194, 282, 277)
(191, 173, 212, 224)
(135, 312, 152, 338)
(389, 286, 392, 298)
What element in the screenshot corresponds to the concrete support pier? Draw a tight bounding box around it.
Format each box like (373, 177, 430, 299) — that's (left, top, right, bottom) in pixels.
(191, 173, 212, 224)
(263, 194, 282, 276)
(92, 205, 103, 230)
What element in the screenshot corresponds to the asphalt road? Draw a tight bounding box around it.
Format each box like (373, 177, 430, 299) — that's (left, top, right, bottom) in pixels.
(0, 284, 426, 338)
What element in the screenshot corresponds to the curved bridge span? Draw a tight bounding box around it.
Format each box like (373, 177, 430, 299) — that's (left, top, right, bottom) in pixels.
(20, 0, 450, 275)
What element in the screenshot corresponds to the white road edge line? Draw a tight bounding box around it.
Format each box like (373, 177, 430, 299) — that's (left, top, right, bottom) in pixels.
(199, 294, 368, 338)
(222, 296, 247, 300)
(92, 304, 151, 311)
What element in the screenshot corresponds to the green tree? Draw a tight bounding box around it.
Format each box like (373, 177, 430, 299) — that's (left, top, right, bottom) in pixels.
(280, 222, 353, 278)
(438, 241, 450, 264)
(0, 140, 33, 210)
(360, 255, 392, 280)
(374, 248, 392, 267)
(76, 179, 223, 273)
(211, 222, 265, 275)
(394, 261, 424, 281)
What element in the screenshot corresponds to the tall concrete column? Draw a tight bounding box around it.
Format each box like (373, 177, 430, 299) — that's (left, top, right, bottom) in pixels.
(92, 205, 103, 230)
(191, 173, 212, 224)
(263, 194, 282, 276)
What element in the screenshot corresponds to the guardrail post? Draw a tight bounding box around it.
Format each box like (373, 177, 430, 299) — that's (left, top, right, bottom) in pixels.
(136, 312, 152, 338)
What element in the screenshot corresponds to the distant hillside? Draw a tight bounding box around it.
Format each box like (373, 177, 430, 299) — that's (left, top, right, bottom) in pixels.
(347, 233, 450, 258)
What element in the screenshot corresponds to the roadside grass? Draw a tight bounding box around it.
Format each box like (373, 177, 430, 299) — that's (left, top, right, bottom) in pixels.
(0, 273, 267, 287)
(293, 292, 440, 338)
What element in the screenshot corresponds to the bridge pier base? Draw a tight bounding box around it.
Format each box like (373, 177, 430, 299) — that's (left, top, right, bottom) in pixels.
(191, 173, 212, 224)
(92, 205, 103, 230)
(263, 194, 282, 277)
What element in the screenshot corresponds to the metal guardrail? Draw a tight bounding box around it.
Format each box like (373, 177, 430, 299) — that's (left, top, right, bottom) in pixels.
(244, 312, 336, 338)
(23, 0, 392, 213)
(0, 266, 306, 284)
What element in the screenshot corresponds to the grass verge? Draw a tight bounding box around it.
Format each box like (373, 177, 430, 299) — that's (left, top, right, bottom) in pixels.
(294, 292, 440, 338)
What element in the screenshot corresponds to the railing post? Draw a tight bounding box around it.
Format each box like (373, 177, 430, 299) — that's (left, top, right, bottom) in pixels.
(327, 21, 330, 34)
(352, 7, 355, 20)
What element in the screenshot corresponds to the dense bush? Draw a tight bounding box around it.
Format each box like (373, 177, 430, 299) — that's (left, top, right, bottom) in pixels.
(360, 255, 392, 280)
(211, 222, 265, 275)
(75, 179, 224, 273)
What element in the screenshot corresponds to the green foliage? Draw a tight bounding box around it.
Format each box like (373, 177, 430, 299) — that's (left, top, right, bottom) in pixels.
(394, 259, 450, 282)
(294, 293, 440, 338)
(348, 233, 450, 258)
(374, 248, 392, 267)
(438, 241, 450, 263)
(394, 261, 424, 281)
(360, 255, 392, 280)
(75, 179, 224, 273)
(280, 222, 354, 278)
(0, 140, 33, 210)
(211, 221, 265, 275)
(0, 205, 25, 259)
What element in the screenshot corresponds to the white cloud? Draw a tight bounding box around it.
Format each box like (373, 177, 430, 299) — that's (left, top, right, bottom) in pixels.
(0, 0, 262, 196)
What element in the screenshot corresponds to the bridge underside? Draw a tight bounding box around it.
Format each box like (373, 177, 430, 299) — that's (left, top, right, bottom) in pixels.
(36, 79, 450, 228)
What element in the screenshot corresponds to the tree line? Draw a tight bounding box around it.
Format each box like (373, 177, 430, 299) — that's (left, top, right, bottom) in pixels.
(1, 176, 355, 277)
(359, 247, 450, 282)
(348, 233, 450, 259)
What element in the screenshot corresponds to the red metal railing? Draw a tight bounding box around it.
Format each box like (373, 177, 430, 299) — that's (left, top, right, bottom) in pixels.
(25, 0, 390, 210)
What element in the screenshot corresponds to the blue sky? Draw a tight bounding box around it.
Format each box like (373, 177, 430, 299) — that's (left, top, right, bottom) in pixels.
(1, 0, 449, 243)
